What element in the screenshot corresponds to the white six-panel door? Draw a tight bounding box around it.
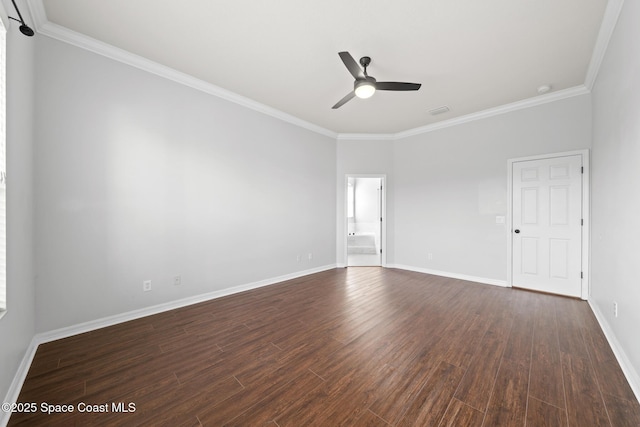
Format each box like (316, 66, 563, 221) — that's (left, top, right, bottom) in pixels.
(512, 154, 583, 297)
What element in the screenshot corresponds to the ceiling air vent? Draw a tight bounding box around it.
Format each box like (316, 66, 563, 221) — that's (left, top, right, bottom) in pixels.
(428, 106, 450, 116)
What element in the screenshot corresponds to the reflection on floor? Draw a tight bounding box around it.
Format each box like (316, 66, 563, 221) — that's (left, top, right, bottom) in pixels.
(348, 253, 381, 266)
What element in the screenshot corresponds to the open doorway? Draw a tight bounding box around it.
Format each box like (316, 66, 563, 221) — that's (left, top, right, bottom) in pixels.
(346, 176, 385, 266)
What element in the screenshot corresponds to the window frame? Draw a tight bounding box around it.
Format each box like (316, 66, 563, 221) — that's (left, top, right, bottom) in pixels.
(0, 6, 8, 319)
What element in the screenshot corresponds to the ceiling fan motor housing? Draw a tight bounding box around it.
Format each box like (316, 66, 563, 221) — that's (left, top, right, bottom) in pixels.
(354, 76, 377, 88)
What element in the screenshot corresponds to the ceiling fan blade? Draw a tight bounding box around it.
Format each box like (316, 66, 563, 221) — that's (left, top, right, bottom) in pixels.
(376, 82, 422, 91)
(338, 52, 365, 80)
(332, 91, 356, 109)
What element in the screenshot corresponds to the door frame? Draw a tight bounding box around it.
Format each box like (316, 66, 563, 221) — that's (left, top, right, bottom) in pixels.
(343, 174, 387, 267)
(506, 149, 590, 299)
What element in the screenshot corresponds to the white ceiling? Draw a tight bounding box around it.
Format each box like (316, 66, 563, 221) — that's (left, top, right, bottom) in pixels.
(32, 0, 610, 135)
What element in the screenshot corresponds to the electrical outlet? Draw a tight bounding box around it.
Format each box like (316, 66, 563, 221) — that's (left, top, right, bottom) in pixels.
(613, 302, 618, 318)
(143, 280, 152, 292)
(307, 253, 313, 261)
(174, 275, 181, 286)
(296, 254, 301, 262)
(428, 253, 433, 261)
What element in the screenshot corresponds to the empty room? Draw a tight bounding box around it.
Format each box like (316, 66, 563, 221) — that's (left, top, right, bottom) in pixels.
(1, 0, 640, 426)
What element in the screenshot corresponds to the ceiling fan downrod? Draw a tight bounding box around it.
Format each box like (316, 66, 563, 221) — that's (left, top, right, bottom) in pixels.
(360, 56, 371, 76)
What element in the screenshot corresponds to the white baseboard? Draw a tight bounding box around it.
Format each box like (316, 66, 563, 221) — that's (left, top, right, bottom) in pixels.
(388, 265, 639, 404)
(0, 263, 336, 426)
(36, 264, 337, 345)
(588, 300, 640, 404)
(5, 265, 636, 427)
(388, 264, 508, 288)
(1, 337, 39, 427)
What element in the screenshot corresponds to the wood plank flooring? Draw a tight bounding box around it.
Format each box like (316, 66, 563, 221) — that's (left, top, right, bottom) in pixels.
(8, 267, 640, 426)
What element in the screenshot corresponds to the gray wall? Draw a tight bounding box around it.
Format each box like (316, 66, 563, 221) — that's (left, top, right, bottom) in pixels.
(0, 17, 36, 405)
(336, 96, 591, 280)
(393, 95, 592, 281)
(34, 36, 336, 332)
(591, 0, 640, 386)
(3, 0, 639, 408)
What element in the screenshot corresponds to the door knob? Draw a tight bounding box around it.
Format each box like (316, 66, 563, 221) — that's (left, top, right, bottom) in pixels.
(514, 229, 520, 234)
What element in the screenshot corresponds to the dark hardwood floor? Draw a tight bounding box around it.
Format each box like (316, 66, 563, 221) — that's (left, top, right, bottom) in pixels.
(8, 268, 640, 426)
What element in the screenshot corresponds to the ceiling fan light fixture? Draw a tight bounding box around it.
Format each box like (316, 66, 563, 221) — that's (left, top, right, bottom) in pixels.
(354, 80, 376, 99)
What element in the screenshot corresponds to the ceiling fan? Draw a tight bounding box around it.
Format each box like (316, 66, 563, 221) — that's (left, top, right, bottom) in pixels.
(332, 51, 421, 109)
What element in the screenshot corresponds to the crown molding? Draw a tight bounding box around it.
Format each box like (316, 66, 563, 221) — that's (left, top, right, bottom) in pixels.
(25, 0, 620, 142)
(395, 85, 590, 140)
(337, 133, 395, 141)
(336, 86, 590, 141)
(584, 0, 625, 90)
(26, 1, 336, 139)
(25, 0, 45, 28)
